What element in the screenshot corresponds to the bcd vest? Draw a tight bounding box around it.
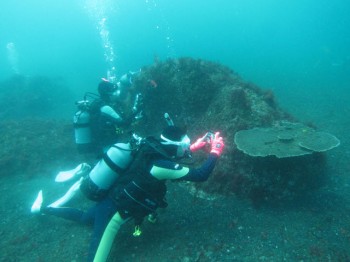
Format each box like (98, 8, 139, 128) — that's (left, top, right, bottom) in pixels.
(109, 137, 169, 221)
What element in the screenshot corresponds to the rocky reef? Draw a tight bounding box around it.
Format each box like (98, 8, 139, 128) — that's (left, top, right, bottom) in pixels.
(0, 57, 340, 205)
(0, 118, 82, 177)
(0, 75, 80, 178)
(131, 57, 339, 205)
(0, 75, 73, 120)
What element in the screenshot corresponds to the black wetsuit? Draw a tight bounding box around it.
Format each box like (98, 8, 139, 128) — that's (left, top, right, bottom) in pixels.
(43, 141, 218, 261)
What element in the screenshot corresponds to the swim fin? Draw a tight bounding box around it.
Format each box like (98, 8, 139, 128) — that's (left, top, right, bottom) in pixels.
(31, 190, 43, 214)
(55, 163, 91, 183)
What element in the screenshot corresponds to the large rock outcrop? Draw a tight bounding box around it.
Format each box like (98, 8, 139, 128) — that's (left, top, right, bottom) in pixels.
(1, 58, 339, 205)
(129, 57, 338, 204)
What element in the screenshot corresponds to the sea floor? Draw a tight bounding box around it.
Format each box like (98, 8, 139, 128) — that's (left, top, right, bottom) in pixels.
(0, 147, 349, 261)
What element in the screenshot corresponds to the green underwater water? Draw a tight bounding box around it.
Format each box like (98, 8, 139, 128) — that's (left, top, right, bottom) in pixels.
(0, 0, 350, 261)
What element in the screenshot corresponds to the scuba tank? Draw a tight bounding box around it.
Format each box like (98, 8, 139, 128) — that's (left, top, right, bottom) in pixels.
(73, 100, 92, 153)
(132, 93, 144, 120)
(80, 134, 142, 201)
(73, 92, 100, 153)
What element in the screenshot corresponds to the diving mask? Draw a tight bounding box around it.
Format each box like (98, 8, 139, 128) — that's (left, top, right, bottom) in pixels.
(160, 134, 191, 158)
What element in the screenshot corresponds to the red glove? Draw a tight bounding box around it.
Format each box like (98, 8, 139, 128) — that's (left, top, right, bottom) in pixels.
(190, 132, 214, 152)
(190, 133, 210, 152)
(210, 132, 225, 157)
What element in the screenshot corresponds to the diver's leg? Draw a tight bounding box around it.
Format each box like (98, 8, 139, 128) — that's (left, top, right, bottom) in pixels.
(40, 201, 99, 226)
(87, 198, 119, 261)
(40, 206, 95, 225)
(93, 212, 125, 262)
(48, 178, 83, 208)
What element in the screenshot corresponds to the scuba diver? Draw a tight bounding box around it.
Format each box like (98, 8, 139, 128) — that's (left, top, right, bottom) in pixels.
(30, 73, 143, 210)
(74, 73, 143, 156)
(31, 124, 225, 262)
(93, 127, 224, 261)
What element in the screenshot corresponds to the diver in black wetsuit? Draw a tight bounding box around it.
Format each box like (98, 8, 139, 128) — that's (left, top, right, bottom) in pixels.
(34, 126, 224, 262)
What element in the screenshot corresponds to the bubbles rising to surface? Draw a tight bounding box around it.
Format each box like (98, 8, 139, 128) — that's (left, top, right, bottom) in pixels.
(144, 0, 177, 58)
(83, 0, 118, 82)
(6, 42, 20, 74)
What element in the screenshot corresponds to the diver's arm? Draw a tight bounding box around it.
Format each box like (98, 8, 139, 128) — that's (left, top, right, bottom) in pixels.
(150, 153, 218, 182)
(100, 105, 123, 124)
(179, 153, 218, 182)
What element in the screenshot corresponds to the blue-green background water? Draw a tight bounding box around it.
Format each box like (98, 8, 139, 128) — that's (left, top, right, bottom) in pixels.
(1, 1, 350, 260)
(1, 1, 349, 112)
(1, 0, 350, 181)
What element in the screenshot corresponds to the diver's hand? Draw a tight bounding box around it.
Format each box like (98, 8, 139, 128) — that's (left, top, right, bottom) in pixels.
(190, 133, 210, 152)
